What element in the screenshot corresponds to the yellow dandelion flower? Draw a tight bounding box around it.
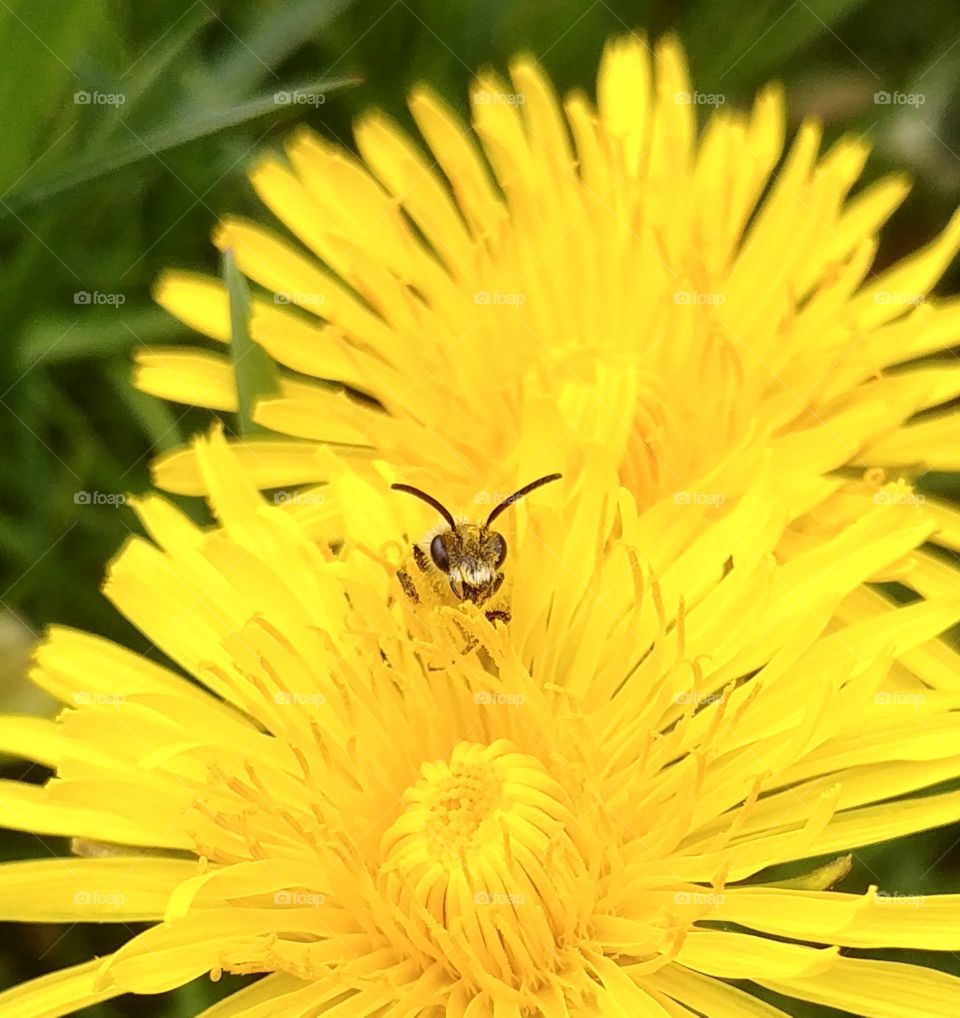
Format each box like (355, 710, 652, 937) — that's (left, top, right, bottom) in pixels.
(144, 36, 960, 561)
(2, 433, 960, 1016)
(140, 34, 960, 704)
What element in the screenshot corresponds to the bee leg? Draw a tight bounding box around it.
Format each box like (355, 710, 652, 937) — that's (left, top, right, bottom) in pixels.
(412, 544, 430, 574)
(397, 568, 420, 603)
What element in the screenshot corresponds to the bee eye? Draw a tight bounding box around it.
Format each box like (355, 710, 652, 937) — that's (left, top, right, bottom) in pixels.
(490, 532, 507, 568)
(430, 534, 450, 572)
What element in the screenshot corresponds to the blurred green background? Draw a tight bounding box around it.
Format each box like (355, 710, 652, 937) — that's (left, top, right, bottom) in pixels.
(1, 0, 959, 1014)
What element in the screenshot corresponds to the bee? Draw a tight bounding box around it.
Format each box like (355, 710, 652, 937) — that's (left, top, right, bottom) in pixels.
(391, 473, 562, 623)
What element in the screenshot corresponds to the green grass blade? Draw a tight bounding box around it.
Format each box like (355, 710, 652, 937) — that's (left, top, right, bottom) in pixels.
(87, 5, 218, 149)
(0, 0, 108, 193)
(224, 249, 279, 436)
(4, 73, 359, 212)
(16, 307, 178, 367)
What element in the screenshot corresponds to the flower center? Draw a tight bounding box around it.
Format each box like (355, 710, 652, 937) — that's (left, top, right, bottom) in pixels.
(378, 740, 593, 994)
(419, 753, 502, 851)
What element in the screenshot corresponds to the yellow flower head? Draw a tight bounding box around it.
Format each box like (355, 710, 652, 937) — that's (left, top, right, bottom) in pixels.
(141, 33, 960, 718)
(3, 435, 960, 1015)
(147, 35, 960, 541)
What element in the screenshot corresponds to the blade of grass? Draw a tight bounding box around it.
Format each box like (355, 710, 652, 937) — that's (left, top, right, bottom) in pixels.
(17, 307, 179, 367)
(224, 249, 279, 436)
(0, 0, 108, 193)
(4, 73, 359, 212)
(87, 5, 219, 149)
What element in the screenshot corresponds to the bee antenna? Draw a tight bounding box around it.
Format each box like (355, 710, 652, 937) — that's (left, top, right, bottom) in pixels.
(485, 473, 562, 528)
(391, 483, 458, 531)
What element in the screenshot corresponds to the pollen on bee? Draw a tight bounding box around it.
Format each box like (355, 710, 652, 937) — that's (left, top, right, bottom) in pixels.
(451, 563, 496, 588)
(397, 568, 420, 603)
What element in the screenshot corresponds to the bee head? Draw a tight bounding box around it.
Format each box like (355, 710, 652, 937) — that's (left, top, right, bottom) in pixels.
(429, 526, 507, 603)
(392, 473, 562, 605)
